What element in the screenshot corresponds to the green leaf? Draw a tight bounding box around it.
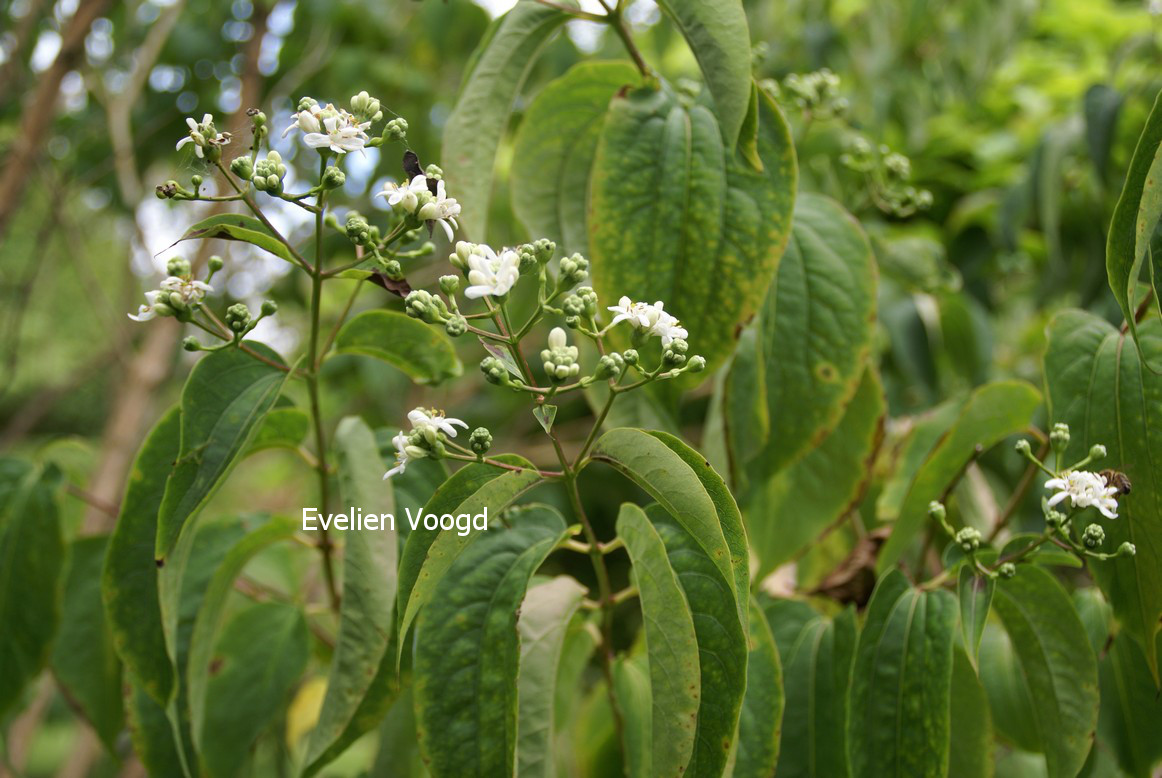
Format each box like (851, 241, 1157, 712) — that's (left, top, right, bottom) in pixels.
(442, 0, 571, 239)
(413, 505, 568, 776)
(992, 564, 1099, 778)
(744, 369, 884, 578)
(651, 505, 747, 778)
(126, 674, 184, 775)
(1044, 309, 1162, 681)
(875, 399, 962, 524)
(103, 407, 180, 704)
(613, 652, 653, 778)
(1106, 85, 1162, 364)
(186, 515, 299, 755)
(396, 455, 543, 667)
(978, 622, 1041, 754)
(532, 403, 557, 434)
(878, 380, 1042, 571)
(332, 310, 462, 385)
(0, 461, 64, 719)
(589, 85, 796, 377)
(849, 570, 957, 778)
(173, 213, 297, 267)
(516, 576, 588, 778)
(303, 417, 399, 774)
(51, 535, 123, 751)
(200, 602, 308, 778)
(948, 647, 994, 778)
(1084, 84, 1121, 183)
(654, 0, 752, 149)
(734, 193, 878, 480)
(733, 598, 784, 778)
(1099, 632, 1162, 777)
(589, 427, 747, 628)
(156, 344, 292, 561)
(511, 60, 639, 255)
(615, 502, 700, 778)
(958, 566, 994, 673)
(246, 406, 309, 454)
(763, 598, 857, 778)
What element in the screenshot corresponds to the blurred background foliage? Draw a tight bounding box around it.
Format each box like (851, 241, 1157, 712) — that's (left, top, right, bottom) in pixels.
(1, 0, 1160, 774)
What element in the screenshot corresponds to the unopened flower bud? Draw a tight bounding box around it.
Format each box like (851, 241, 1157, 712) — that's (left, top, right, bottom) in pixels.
(182, 336, 201, 352)
(230, 155, 255, 180)
(481, 356, 510, 385)
(322, 166, 346, 190)
(928, 501, 946, 523)
(1082, 523, 1105, 549)
(248, 108, 267, 127)
(1119, 541, 1136, 557)
(558, 253, 589, 285)
(167, 257, 191, 277)
(517, 245, 538, 274)
(956, 527, 982, 553)
(381, 258, 403, 278)
(191, 174, 203, 188)
(686, 355, 706, 373)
(439, 275, 460, 296)
(663, 338, 688, 367)
(1089, 444, 1107, 461)
(208, 255, 224, 273)
(404, 290, 446, 324)
(260, 300, 277, 316)
(156, 180, 179, 199)
(533, 238, 556, 264)
(469, 427, 492, 455)
(1045, 509, 1065, 528)
(445, 315, 467, 337)
(540, 327, 580, 383)
(225, 303, 252, 332)
(998, 562, 1017, 579)
(1014, 439, 1032, 457)
(424, 163, 443, 180)
(596, 353, 624, 379)
(623, 349, 639, 366)
(1049, 422, 1070, 454)
(383, 117, 408, 142)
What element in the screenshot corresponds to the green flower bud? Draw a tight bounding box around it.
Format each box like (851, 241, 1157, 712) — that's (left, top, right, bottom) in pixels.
(480, 356, 511, 385)
(248, 108, 267, 127)
(558, 253, 589, 286)
(562, 294, 586, 318)
(955, 526, 982, 553)
(381, 258, 403, 278)
(623, 349, 639, 366)
(252, 151, 286, 193)
(156, 180, 179, 199)
(469, 427, 493, 456)
(321, 166, 346, 190)
(1014, 439, 1032, 457)
(998, 562, 1017, 579)
(1119, 541, 1137, 557)
(225, 303, 252, 332)
(1049, 422, 1070, 454)
(260, 300, 278, 317)
(596, 353, 624, 379)
(439, 275, 460, 296)
(167, 257, 191, 277)
(383, 117, 409, 142)
(517, 245, 538, 275)
(1089, 444, 1107, 461)
(928, 501, 947, 523)
(1044, 508, 1065, 528)
(345, 211, 372, 246)
(152, 302, 177, 318)
(297, 96, 318, 111)
(182, 336, 202, 352)
(208, 255, 224, 273)
(404, 290, 447, 324)
(191, 174, 203, 188)
(663, 338, 688, 367)
(1082, 523, 1105, 549)
(533, 238, 556, 264)
(445, 315, 467, 337)
(230, 155, 255, 180)
(686, 354, 707, 373)
(540, 327, 581, 383)
(424, 163, 443, 180)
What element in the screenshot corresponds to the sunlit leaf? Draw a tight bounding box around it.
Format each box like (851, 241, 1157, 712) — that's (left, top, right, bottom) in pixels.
(332, 310, 462, 385)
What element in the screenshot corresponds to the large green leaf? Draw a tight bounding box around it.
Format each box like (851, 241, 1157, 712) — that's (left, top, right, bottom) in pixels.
(51, 535, 123, 751)
(1044, 309, 1162, 680)
(651, 505, 747, 778)
(848, 570, 957, 778)
(1099, 631, 1162, 777)
(878, 380, 1042, 570)
(156, 344, 291, 561)
(589, 428, 747, 627)
(948, 647, 993, 778)
(246, 406, 309, 454)
(515, 576, 588, 778)
(186, 515, 299, 754)
(654, 0, 752, 150)
(200, 602, 308, 778)
(103, 407, 180, 704)
(511, 60, 639, 255)
(615, 503, 700, 778)
(957, 565, 994, 673)
(126, 674, 184, 775)
(1105, 85, 1162, 363)
(304, 417, 399, 774)
(992, 564, 1099, 778)
(413, 505, 568, 776)
(612, 652, 653, 778)
(763, 598, 857, 778)
(396, 455, 543, 666)
(0, 461, 64, 718)
(173, 213, 297, 267)
(442, 0, 571, 239)
(734, 193, 878, 481)
(734, 598, 784, 778)
(744, 369, 884, 578)
(332, 311, 462, 385)
(978, 622, 1041, 754)
(588, 85, 796, 376)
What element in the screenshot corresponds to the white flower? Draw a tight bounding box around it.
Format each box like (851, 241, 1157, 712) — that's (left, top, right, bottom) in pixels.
(127, 290, 163, 322)
(1045, 470, 1119, 519)
(464, 245, 521, 299)
(284, 103, 370, 154)
(384, 432, 427, 480)
(376, 174, 428, 213)
(607, 297, 688, 346)
(176, 113, 231, 159)
(548, 327, 568, 350)
(127, 278, 212, 322)
(407, 407, 468, 439)
(415, 179, 461, 241)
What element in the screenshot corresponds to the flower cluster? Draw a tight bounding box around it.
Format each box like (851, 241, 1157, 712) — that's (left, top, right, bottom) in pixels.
(840, 136, 933, 217)
(607, 297, 688, 346)
(284, 97, 372, 155)
(1045, 471, 1120, 520)
(176, 113, 231, 162)
(377, 175, 461, 241)
(128, 257, 212, 322)
(384, 408, 469, 480)
(769, 68, 849, 119)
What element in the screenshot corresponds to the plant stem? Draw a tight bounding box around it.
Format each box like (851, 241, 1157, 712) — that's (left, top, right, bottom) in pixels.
(308, 155, 340, 612)
(602, 2, 650, 77)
